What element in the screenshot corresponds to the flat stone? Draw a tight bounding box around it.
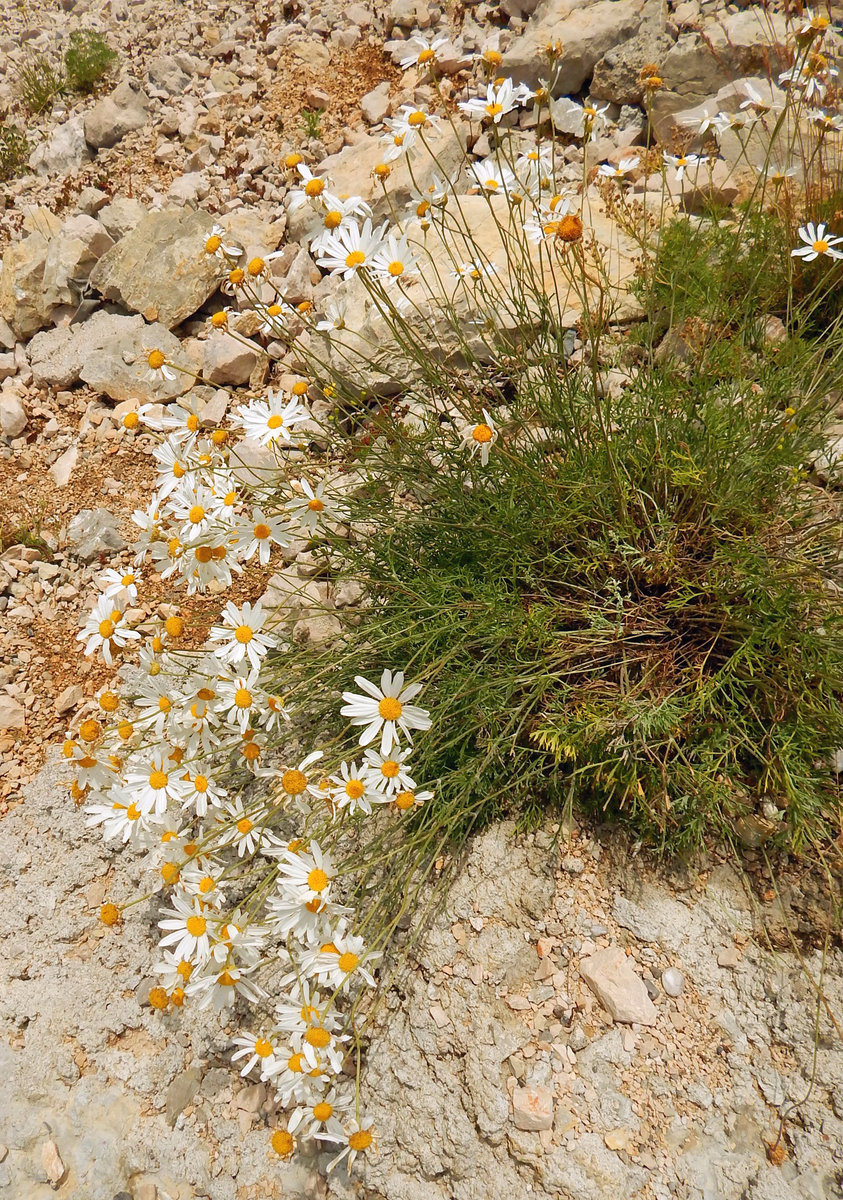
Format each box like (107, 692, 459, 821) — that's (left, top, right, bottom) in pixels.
(0, 232, 54, 339)
(165, 1067, 201, 1126)
(579, 947, 658, 1025)
(512, 1084, 554, 1131)
(202, 334, 259, 385)
(28, 311, 189, 402)
(50, 444, 79, 487)
(55, 684, 84, 716)
(29, 114, 92, 177)
(41, 1139, 66, 1189)
(89, 207, 220, 329)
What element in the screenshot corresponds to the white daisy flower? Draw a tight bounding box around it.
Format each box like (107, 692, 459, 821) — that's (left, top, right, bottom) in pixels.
(468, 158, 517, 195)
(597, 156, 640, 180)
(275, 840, 337, 903)
(363, 746, 417, 796)
(398, 34, 448, 71)
(220, 800, 281, 857)
(77, 595, 140, 665)
(340, 669, 431, 754)
(233, 391, 309, 448)
(315, 217, 388, 279)
(663, 151, 708, 183)
(327, 760, 385, 817)
(288, 1087, 350, 1142)
(461, 408, 498, 466)
(158, 893, 213, 963)
(98, 567, 141, 603)
(369, 231, 421, 281)
(273, 750, 326, 808)
(791, 222, 843, 262)
(309, 932, 381, 991)
(208, 600, 275, 673)
(231, 1030, 279, 1079)
(460, 78, 529, 124)
(319, 1117, 376, 1172)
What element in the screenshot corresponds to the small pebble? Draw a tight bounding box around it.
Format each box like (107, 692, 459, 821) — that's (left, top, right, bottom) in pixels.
(661, 967, 685, 996)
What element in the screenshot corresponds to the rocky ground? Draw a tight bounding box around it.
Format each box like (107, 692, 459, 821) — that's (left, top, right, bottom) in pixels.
(1, 0, 842, 1196)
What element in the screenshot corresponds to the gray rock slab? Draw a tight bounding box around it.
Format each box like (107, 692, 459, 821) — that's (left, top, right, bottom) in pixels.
(89, 206, 219, 329)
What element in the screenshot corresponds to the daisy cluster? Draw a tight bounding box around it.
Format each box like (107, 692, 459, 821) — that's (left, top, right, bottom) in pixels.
(66, 12, 842, 1176)
(70, 382, 437, 1165)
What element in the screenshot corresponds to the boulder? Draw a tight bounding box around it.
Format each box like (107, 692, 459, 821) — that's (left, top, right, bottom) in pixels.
(89, 206, 220, 329)
(29, 114, 92, 177)
(361, 82, 391, 125)
(0, 233, 55, 338)
(28, 311, 190, 401)
(304, 124, 468, 225)
(41, 214, 114, 311)
(661, 11, 789, 102)
(84, 79, 151, 149)
(504, 0, 646, 94)
(98, 197, 148, 241)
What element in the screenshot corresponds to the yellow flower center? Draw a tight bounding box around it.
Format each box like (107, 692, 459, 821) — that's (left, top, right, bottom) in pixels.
(235, 625, 253, 644)
(234, 688, 252, 709)
(178, 960, 193, 980)
(345, 779, 365, 800)
(324, 210, 342, 229)
(186, 915, 206, 937)
(118, 720, 133, 741)
(195, 545, 213, 563)
(271, 1129, 294, 1157)
(472, 423, 493, 444)
(237, 817, 253, 834)
(307, 497, 324, 511)
(417, 47, 434, 63)
(149, 769, 168, 790)
(98, 618, 115, 638)
(148, 986, 169, 1010)
(99, 691, 119, 713)
(813, 239, 829, 254)
(307, 867, 329, 892)
(255, 1038, 273, 1057)
(349, 1129, 373, 1151)
(248, 256, 265, 276)
(485, 102, 503, 117)
(123, 411, 139, 429)
(158, 696, 171, 713)
(484, 179, 499, 190)
(378, 696, 403, 721)
(165, 616, 185, 637)
(188, 505, 205, 524)
(126, 803, 141, 821)
(313, 1101, 333, 1121)
(288, 1052, 304, 1072)
(407, 110, 427, 126)
(305, 1026, 331, 1048)
(304, 178, 324, 197)
(388, 261, 404, 276)
(395, 790, 415, 810)
(282, 768, 307, 795)
(218, 970, 235, 987)
(228, 268, 245, 285)
(199, 876, 215, 893)
(147, 350, 165, 370)
(345, 250, 366, 268)
(193, 775, 209, 794)
(285, 152, 303, 168)
(338, 951, 359, 973)
(205, 235, 222, 253)
(381, 759, 400, 778)
(211, 310, 227, 328)
(161, 861, 180, 885)
(267, 414, 284, 429)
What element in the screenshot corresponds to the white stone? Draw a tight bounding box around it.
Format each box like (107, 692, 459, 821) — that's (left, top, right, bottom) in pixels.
(0, 694, 25, 731)
(0, 389, 27, 437)
(579, 947, 658, 1025)
(661, 967, 685, 997)
(512, 1084, 554, 1131)
(50, 444, 79, 487)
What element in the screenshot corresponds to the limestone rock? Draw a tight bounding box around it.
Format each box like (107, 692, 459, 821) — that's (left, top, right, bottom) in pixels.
(305, 124, 467, 224)
(68, 508, 127, 562)
(29, 114, 92, 177)
(0, 694, 26, 731)
(54, 684, 83, 716)
(41, 1139, 66, 1189)
(98, 196, 148, 241)
(0, 388, 27, 437)
(84, 79, 151, 149)
(28, 311, 189, 401)
(50, 444, 79, 487)
(361, 82, 391, 125)
(89, 206, 219, 329)
(0, 233, 54, 339)
(41, 214, 114, 311)
(165, 1067, 201, 1126)
(202, 334, 258, 385)
(147, 55, 191, 95)
(579, 947, 658, 1025)
(512, 1084, 554, 1131)
(504, 0, 645, 94)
